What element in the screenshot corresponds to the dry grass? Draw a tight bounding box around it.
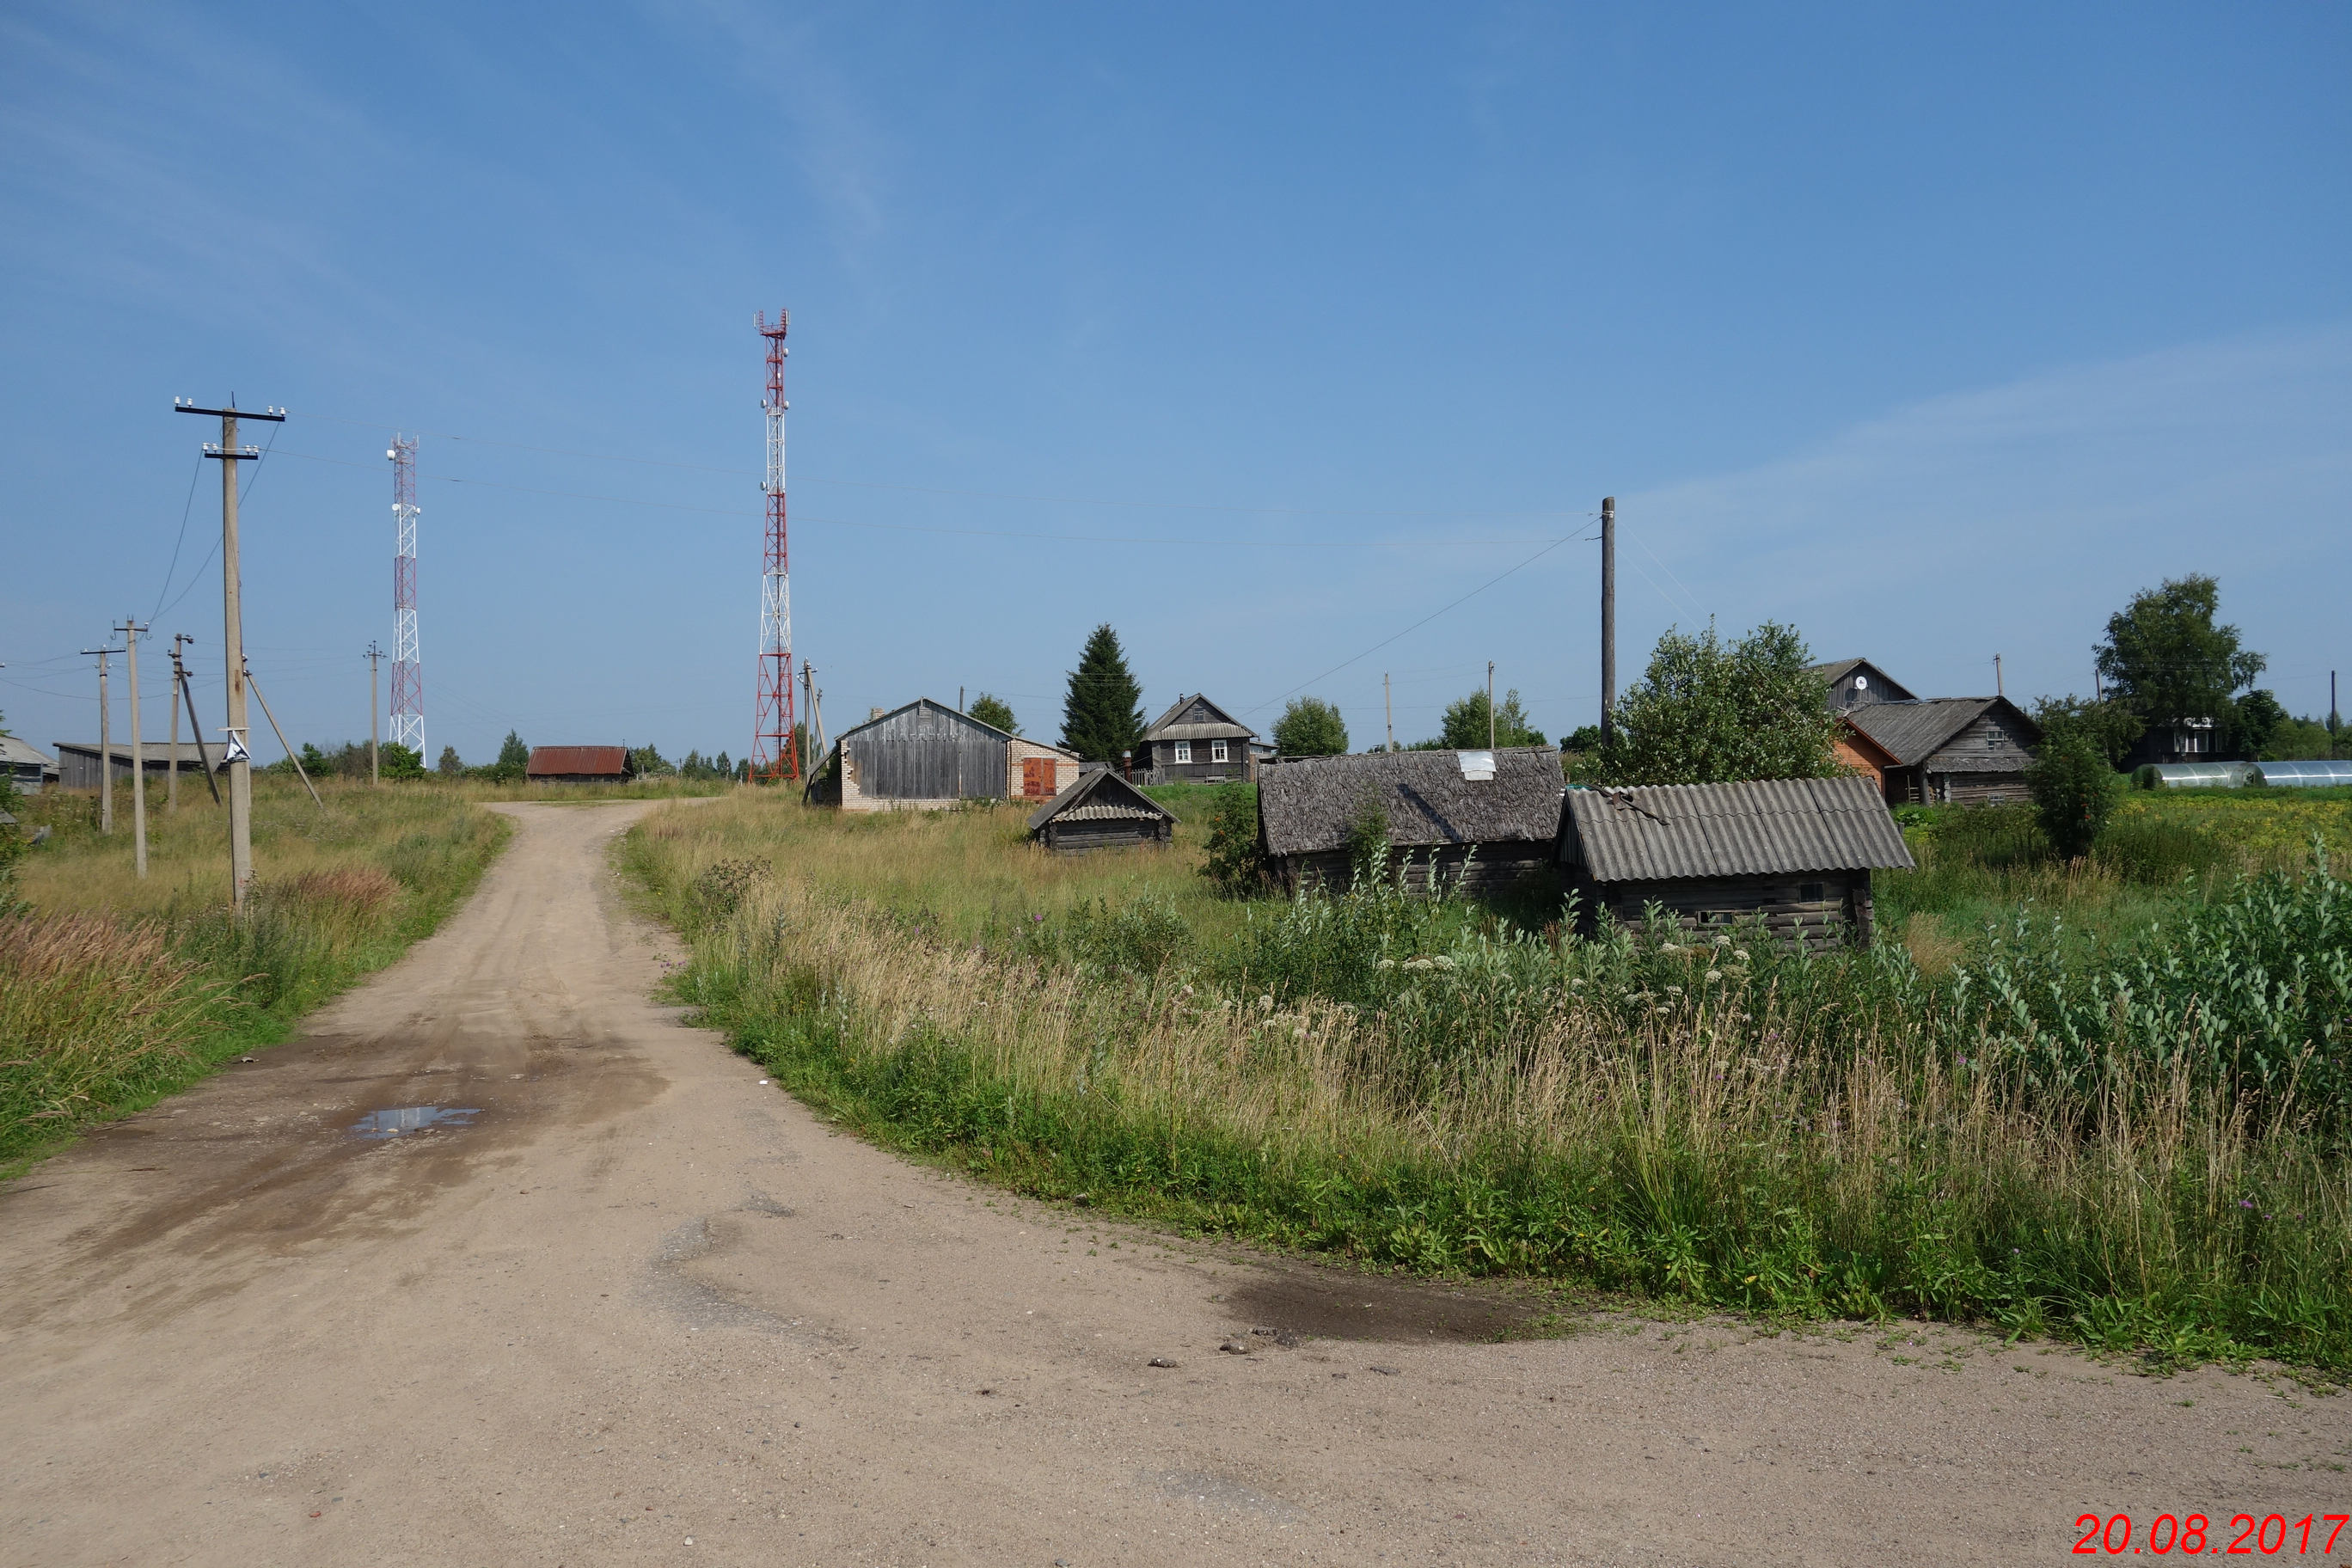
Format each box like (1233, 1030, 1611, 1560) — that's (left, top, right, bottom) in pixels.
(627, 788, 2352, 1366)
(2, 775, 505, 1163)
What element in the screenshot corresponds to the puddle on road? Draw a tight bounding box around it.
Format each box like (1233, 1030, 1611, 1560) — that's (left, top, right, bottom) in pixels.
(348, 1106, 481, 1139)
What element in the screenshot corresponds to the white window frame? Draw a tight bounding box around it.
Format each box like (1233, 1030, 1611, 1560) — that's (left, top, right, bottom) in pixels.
(1210, 740, 1228, 763)
(1173, 741, 1191, 764)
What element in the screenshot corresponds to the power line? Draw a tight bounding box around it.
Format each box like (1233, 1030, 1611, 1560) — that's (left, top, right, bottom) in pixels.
(285, 406, 1586, 519)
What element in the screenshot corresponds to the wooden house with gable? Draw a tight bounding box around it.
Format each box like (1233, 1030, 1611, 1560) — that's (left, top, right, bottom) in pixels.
(1843, 696, 2041, 806)
(809, 698, 1081, 812)
(1256, 747, 1565, 896)
(1136, 694, 1258, 784)
(1558, 775, 1914, 946)
(1026, 769, 1179, 853)
(1809, 658, 1919, 713)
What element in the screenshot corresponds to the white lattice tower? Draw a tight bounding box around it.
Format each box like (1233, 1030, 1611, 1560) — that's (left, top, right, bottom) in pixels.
(389, 433, 424, 756)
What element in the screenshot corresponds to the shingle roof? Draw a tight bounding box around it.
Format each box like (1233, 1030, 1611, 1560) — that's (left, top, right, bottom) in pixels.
(526, 745, 628, 776)
(1142, 693, 1255, 743)
(1026, 769, 1179, 831)
(1561, 775, 1914, 883)
(1844, 696, 2039, 766)
(1259, 748, 1565, 857)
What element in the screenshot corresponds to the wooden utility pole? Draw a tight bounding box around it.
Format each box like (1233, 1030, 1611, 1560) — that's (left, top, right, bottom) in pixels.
(1384, 672, 1395, 753)
(1486, 660, 1496, 750)
(168, 634, 194, 811)
(174, 645, 222, 805)
(244, 659, 322, 808)
(119, 619, 150, 876)
(366, 641, 383, 785)
(82, 644, 123, 833)
(1599, 496, 1617, 748)
(175, 397, 285, 916)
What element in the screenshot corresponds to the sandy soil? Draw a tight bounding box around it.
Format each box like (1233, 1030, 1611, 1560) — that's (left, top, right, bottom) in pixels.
(4, 800, 2348, 1568)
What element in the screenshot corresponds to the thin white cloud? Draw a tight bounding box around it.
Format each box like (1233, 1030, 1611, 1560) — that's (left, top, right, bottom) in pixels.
(1618, 325, 2352, 709)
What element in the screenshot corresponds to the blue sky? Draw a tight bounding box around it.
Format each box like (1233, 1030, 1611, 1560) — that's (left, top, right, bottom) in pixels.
(3, 3, 2346, 763)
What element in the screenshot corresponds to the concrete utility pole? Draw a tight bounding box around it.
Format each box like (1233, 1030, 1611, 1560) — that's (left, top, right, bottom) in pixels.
(82, 644, 123, 833)
(366, 641, 384, 785)
(1486, 661, 1496, 750)
(1599, 496, 1617, 748)
(1994, 653, 2005, 699)
(1384, 672, 1395, 753)
(119, 619, 150, 876)
(800, 662, 822, 782)
(175, 396, 285, 916)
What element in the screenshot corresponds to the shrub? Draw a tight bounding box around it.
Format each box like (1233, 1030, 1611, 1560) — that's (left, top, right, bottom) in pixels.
(2026, 732, 2120, 861)
(1198, 785, 1270, 898)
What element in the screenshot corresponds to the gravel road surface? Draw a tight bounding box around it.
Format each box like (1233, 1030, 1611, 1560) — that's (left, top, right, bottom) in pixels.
(4, 801, 2346, 1566)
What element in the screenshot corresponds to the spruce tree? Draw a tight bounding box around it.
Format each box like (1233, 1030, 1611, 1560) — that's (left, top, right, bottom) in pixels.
(1059, 623, 1144, 762)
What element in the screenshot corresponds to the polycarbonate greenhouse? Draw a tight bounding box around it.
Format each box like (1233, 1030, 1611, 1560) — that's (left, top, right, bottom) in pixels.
(2139, 763, 2259, 788)
(2253, 759, 2352, 788)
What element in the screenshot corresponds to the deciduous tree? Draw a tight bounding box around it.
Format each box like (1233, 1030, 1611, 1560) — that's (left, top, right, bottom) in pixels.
(1272, 696, 1349, 756)
(969, 693, 1019, 735)
(1588, 622, 1842, 786)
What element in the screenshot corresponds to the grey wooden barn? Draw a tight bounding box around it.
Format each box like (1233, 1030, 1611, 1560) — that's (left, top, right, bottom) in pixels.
(808, 698, 1081, 812)
(1558, 775, 1914, 946)
(1842, 696, 2041, 806)
(1026, 769, 1178, 853)
(1257, 747, 1565, 896)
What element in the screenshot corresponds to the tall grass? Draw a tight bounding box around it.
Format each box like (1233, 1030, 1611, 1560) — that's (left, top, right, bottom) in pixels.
(0, 777, 505, 1164)
(626, 792, 2352, 1372)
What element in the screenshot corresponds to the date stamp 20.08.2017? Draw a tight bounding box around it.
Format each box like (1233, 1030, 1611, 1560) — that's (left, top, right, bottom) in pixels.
(2074, 1512, 2349, 1557)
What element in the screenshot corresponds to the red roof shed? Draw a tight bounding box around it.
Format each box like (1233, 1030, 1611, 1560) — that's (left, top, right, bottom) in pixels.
(526, 745, 629, 782)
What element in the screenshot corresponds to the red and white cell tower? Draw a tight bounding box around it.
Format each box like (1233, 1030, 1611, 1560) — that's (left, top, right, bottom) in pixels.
(751, 311, 799, 781)
(388, 433, 424, 756)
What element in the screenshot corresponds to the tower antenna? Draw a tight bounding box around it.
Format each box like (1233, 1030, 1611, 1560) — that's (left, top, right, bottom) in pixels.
(389, 434, 425, 759)
(752, 310, 799, 781)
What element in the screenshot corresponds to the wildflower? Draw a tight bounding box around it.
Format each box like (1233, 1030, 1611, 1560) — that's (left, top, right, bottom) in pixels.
(1663, 985, 1683, 996)
(1258, 995, 1274, 1013)
(1430, 955, 1456, 971)
(1704, 970, 1723, 983)
(1732, 949, 1751, 963)
(1713, 934, 1732, 947)
(2239, 1199, 2256, 1210)
(1179, 984, 1194, 998)
(1376, 959, 1398, 971)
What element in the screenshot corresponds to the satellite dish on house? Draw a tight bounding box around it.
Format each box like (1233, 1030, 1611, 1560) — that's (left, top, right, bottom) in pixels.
(1854, 674, 1868, 690)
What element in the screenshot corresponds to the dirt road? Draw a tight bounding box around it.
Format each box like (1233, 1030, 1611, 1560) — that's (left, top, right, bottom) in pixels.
(4, 801, 2346, 1567)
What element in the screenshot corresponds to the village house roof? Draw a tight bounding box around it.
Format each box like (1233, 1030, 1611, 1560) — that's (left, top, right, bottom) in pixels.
(1806, 653, 1919, 700)
(1258, 747, 1564, 858)
(836, 697, 1076, 755)
(52, 740, 224, 769)
(1842, 696, 2040, 769)
(1142, 694, 1256, 744)
(526, 745, 628, 778)
(0, 737, 56, 769)
(1562, 775, 1915, 884)
(1025, 769, 1178, 833)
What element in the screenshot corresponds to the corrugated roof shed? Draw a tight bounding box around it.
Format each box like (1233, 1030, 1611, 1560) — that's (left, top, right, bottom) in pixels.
(527, 745, 628, 777)
(1562, 775, 1914, 883)
(1259, 748, 1564, 857)
(1026, 769, 1178, 831)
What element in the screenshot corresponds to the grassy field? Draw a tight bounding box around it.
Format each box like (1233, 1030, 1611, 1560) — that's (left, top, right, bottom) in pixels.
(0, 775, 515, 1168)
(625, 785, 2352, 1374)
